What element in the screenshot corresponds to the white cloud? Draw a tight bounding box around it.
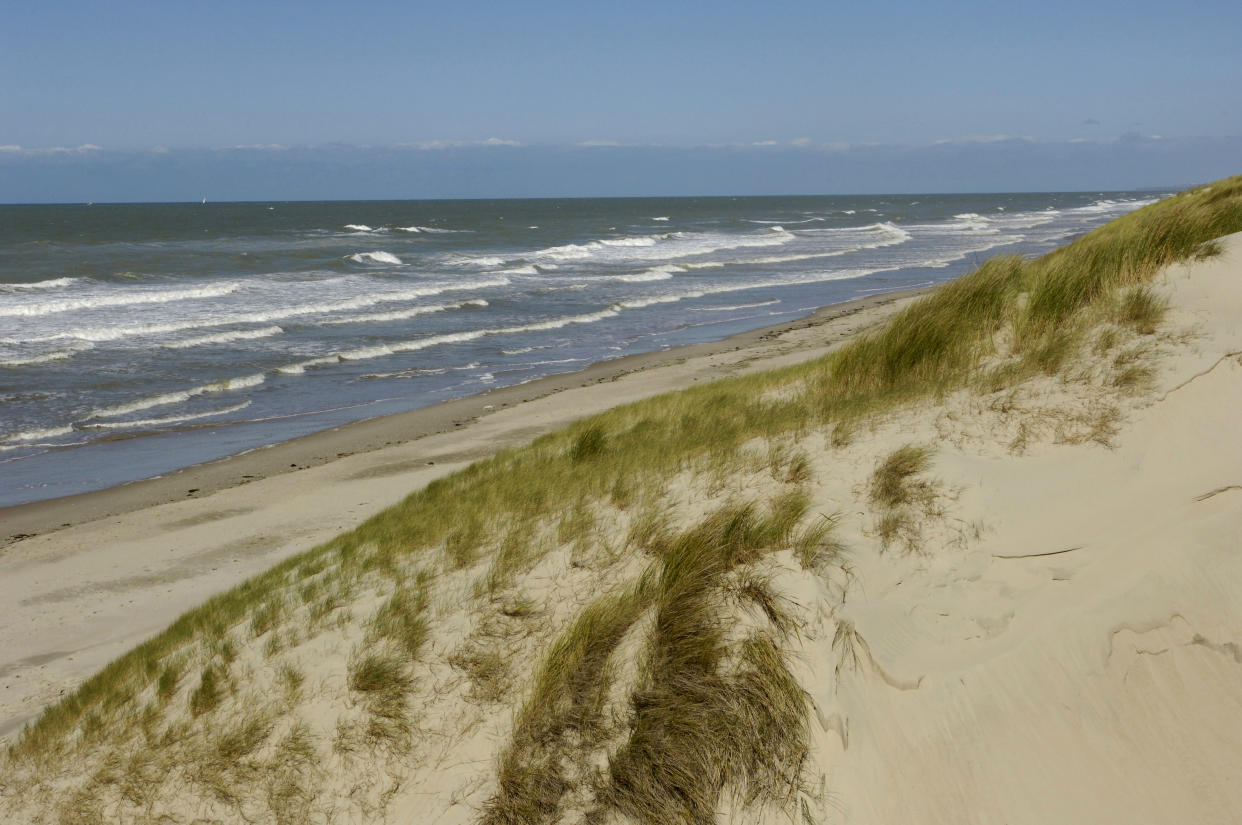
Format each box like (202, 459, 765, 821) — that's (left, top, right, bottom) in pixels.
(214, 143, 289, 151)
(397, 137, 523, 150)
(933, 134, 1033, 145)
(0, 144, 102, 155)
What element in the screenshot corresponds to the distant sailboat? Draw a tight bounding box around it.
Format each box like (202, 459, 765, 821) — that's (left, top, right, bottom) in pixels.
(201, 197, 207, 205)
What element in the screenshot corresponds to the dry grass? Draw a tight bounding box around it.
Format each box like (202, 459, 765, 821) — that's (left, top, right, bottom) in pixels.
(1116, 286, 1168, 335)
(484, 573, 654, 824)
(869, 445, 934, 509)
(593, 501, 812, 823)
(449, 645, 511, 703)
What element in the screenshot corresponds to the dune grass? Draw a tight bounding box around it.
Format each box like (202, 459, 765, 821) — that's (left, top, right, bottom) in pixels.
(5, 176, 1242, 820)
(594, 501, 812, 823)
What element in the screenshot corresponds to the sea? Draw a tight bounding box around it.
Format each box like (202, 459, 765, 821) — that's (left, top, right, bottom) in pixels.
(0, 192, 1165, 508)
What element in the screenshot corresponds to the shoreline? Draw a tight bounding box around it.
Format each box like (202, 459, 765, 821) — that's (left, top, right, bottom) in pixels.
(0, 286, 930, 547)
(0, 284, 930, 740)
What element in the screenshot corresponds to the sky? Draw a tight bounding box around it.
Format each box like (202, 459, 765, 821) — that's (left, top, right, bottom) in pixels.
(2, 0, 1240, 201)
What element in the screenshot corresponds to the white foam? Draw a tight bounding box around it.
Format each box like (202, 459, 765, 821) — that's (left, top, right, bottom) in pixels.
(0, 277, 83, 293)
(1068, 197, 1158, 214)
(616, 293, 702, 310)
(651, 216, 670, 221)
(2, 425, 76, 444)
(321, 298, 488, 326)
(87, 373, 266, 420)
(497, 265, 540, 276)
(795, 221, 911, 244)
(344, 224, 374, 232)
(618, 264, 684, 282)
(348, 251, 403, 265)
(446, 255, 506, 267)
(680, 223, 910, 271)
(24, 278, 511, 343)
(690, 300, 781, 312)
(398, 225, 461, 233)
(535, 229, 793, 264)
(601, 237, 658, 248)
(277, 309, 625, 374)
(746, 217, 825, 225)
(518, 357, 586, 367)
(950, 214, 997, 232)
(84, 401, 252, 430)
(991, 211, 1056, 230)
(0, 342, 92, 366)
(510, 308, 620, 332)
(163, 326, 284, 349)
(535, 242, 601, 261)
(0, 282, 240, 318)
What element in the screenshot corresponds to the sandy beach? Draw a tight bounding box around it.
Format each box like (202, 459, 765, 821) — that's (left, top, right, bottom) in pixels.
(0, 286, 927, 743)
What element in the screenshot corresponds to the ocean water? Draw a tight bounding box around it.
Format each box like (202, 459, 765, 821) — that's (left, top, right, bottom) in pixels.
(0, 193, 1163, 507)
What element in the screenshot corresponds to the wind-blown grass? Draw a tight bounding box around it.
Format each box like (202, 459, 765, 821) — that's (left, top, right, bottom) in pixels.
(595, 501, 811, 822)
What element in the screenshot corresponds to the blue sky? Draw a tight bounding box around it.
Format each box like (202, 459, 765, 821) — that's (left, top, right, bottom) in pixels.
(2, 0, 1239, 200)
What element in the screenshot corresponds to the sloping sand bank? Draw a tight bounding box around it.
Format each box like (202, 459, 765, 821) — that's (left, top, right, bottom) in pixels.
(791, 234, 1242, 823)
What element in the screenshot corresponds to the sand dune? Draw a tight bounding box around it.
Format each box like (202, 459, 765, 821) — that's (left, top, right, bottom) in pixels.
(788, 236, 1242, 823)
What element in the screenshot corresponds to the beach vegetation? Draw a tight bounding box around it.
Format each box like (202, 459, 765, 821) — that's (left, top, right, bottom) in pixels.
(1116, 285, 1168, 335)
(869, 444, 934, 509)
(188, 665, 224, 717)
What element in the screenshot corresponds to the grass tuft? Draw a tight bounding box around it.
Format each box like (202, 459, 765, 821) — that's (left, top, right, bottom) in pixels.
(1116, 286, 1167, 335)
(569, 422, 608, 462)
(869, 445, 933, 509)
(188, 665, 224, 717)
(348, 653, 409, 695)
(369, 585, 430, 661)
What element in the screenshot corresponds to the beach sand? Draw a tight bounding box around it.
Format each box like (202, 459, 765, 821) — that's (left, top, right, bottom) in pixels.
(0, 287, 928, 743)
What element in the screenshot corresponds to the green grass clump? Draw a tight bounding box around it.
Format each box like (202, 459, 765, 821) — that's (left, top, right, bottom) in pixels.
(596, 501, 811, 823)
(347, 653, 409, 695)
(869, 445, 933, 509)
(484, 573, 654, 824)
(368, 584, 430, 661)
(188, 665, 224, 717)
(155, 660, 184, 703)
(1116, 286, 1168, 335)
(569, 422, 608, 462)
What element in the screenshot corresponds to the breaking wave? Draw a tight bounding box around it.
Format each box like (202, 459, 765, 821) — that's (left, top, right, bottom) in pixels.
(0, 282, 241, 318)
(348, 251, 403, 265)
(87, 373, 266, 420)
